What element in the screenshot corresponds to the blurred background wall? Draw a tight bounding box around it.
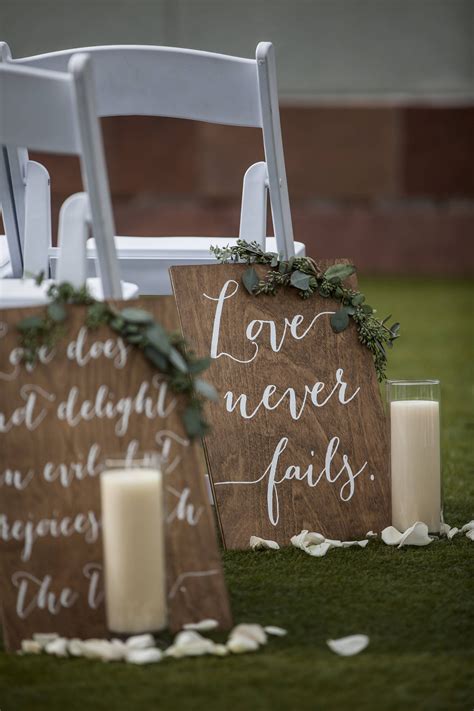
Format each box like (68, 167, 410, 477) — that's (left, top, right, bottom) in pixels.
(1, 0, 473, 274)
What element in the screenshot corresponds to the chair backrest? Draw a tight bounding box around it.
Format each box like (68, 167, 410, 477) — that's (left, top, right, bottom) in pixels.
(0, 53, 122, 297)
(1, 42, 295, 259)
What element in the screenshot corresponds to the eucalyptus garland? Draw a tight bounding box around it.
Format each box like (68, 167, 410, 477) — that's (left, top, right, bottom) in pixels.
(17, 278, 215, 438)
(210, 240, 400, 381)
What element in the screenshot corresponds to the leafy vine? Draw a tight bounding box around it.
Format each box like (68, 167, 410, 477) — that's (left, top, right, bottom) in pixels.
(210, 240, 399, 381)
(17, 278, 215, 438)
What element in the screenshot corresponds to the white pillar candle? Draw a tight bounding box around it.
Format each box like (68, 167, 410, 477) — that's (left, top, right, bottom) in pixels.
(390, 400, 441, 533)
(100, 467, 166, 634)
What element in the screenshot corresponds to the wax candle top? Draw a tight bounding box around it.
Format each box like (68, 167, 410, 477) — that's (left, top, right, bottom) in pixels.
(101, 468, 162, 486)
(390, 400, 439, 408)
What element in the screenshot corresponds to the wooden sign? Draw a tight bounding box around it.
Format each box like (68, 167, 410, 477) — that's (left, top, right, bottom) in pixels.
(0, 299, 231, 651)
(171, 263, 390, 549)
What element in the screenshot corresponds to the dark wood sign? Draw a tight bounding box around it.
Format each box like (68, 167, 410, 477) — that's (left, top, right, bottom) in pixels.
(0, 299, 231, 651)
(171, 263, 390, 549)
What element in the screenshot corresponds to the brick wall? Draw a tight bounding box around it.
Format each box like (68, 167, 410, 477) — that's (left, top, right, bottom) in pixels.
(22, 105, 473, 276)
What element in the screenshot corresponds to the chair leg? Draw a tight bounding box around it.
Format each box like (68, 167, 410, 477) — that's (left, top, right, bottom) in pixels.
(22, 161, 52, 278)
(56, 192, 88, 287)
(239, 161, 268, 248)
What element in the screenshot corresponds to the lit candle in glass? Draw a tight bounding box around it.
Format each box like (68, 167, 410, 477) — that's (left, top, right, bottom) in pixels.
(386, 380, 442, 533)
(100, 456, 166, 634)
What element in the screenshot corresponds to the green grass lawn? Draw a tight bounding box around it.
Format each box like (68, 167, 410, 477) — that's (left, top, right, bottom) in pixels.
(1, 278, 473, 711)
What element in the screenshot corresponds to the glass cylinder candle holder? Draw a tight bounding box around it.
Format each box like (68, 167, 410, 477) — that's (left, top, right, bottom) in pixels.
(100, 455, 167, 635)
(386, 380, 442, 533)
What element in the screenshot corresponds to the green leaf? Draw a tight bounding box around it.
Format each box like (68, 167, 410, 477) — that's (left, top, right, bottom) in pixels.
(194, 378, 218, 401)
(242, 267, 259, 295)
(352, 293, 365, 306)
(324, 263, 356, 282)
(143, 345, 168, 371)
(17, 315, 44, 332)
(188, 357, 211, 374)
(47, 302, 66, 323)
(330, 308, 350, 333)
(109, 317, 124, 331)
(390, 322, 400, 335)
(183, 407, 207, 438)
(126, 333, 145, 345)
(169, 346, 188, 373)
(362, 304, 373, 315)
(120, 308, 154, 325)
(145, 323, 171, 355)
(290, 270, 311, 291)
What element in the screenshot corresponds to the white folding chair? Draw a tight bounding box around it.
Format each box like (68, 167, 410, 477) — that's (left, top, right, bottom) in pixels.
(1, 42, 305, 293)
(0, 55, 138, 307)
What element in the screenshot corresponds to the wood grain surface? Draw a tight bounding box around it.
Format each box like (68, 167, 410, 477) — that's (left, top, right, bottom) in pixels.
(171, 262, 390, 550)
(0, 298, 231, 651)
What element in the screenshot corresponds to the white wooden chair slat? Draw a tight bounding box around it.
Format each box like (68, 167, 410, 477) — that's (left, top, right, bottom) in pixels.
(15, 46, 262, 127)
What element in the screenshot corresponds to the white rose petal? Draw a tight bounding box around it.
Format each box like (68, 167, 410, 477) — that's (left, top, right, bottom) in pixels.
(398, 522, 432, 547)
(439, 522, 452, 537)
(341, 540, 369, 549)
(461, 520, 474, 533)
(172, 630, 216, 656)
(33, 633, 59, 649)
(125, 633, 155, 650)
(366, 531, 378, 538)
(447, 527, 459, 540)
(306, 542, 333, 557)
(208, 644, 228, 656)
(327, 634, 369, 656)
(45, 637, 68, 657)
(381, 526, 403, 545)
(183, 619, 219, 632)
(264, 626, 287, 637)
(126, 648, 162, 665)
(466, 529, 474, 541)
(21, 640, 42, 654)
(227, 634, 259, 654)
(230, 623, 267, 645)
(250, 536, 280, 551)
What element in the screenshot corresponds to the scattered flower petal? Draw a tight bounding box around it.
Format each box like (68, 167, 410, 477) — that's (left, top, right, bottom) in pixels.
(45, 637, 68, 657)
(327, 635, 369, 656)
(33, 633, 59, 649)
(291, 530, 325, 550)
(68, 639, 84, 657)
(341, 540, 369, 548)
(126, 633, 155, 650)
(264, 626, 287, 637)
(439, 522, 451, 537)
(366, 531, 378, 538)
(466, 529, 474, 541)
(183, 619, 218, 632)
(461, 520, 474, 533)
(306, 542, 333, 557)
(381, 526, 403, 545)
(21, 639, 41, 654)
(227, 634, 259, 654)
(126, 648, 162, 665)
(250, 535, 280, 551)
(208, 644, 228, 656)
(398, 522, 432, 547)
(171, 630, 216, 656)
(230, 624, 267, 645)
(80, 639, 124, 662)
(447, 527, 459, 540)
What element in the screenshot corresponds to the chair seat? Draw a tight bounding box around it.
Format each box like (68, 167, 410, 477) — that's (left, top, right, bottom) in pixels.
(56, 236, 306, 295)
(0, 278, 139, 309)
